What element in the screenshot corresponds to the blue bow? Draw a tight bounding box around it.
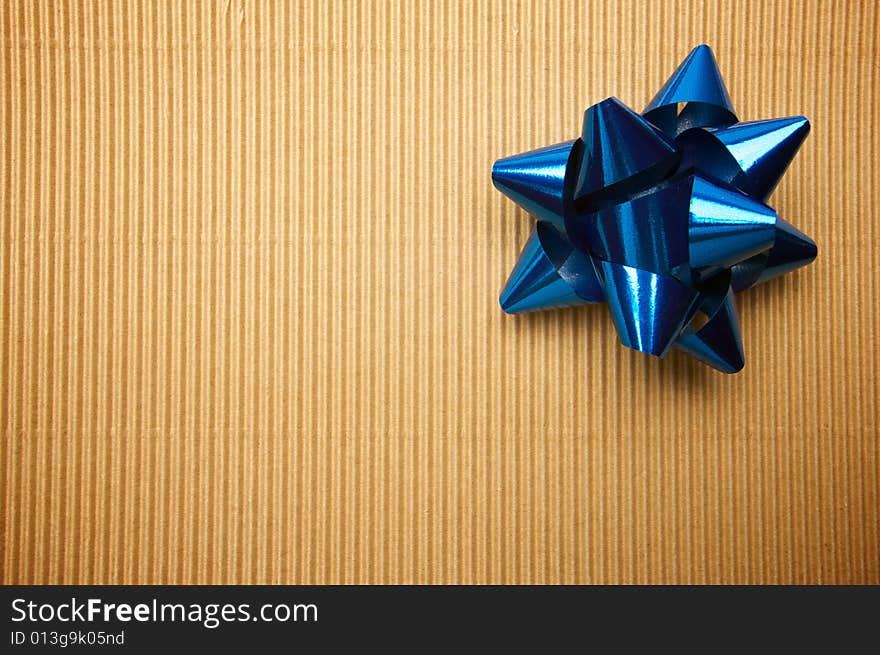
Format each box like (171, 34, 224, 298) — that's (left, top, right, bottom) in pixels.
(493, 45, 816, 373)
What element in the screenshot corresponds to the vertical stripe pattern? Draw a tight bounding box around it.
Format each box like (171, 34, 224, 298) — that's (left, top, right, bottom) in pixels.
(1, 0, 878, 584)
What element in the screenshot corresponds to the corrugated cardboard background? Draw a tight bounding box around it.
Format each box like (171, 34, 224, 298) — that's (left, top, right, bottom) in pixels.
(2, 1, 878, 584)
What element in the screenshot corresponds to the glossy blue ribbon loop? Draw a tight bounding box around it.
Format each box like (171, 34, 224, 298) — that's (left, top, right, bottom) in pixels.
(493, 45, 816, 373)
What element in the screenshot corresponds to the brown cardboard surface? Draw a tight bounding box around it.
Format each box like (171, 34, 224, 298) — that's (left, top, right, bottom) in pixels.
(1, 1, 878, 584)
